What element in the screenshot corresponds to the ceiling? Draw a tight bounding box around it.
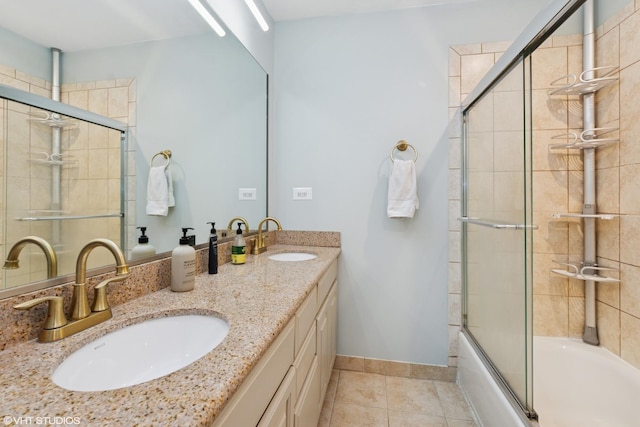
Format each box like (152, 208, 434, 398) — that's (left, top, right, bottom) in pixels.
(0, 0, 470, 52)
(262, 0, 475, 21)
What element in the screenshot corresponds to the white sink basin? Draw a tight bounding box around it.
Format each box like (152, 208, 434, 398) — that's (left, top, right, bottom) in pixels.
(52, 314, 229, 392)
(268, 252, 317, 262)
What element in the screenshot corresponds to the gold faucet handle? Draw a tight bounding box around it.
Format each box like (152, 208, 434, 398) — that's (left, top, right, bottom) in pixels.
(14, 296, 68, 330)
(92, 274, 130, 312)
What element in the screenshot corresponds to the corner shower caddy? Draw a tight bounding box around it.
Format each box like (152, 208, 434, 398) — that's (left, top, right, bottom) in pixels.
(547, 25, 620, 345)
(547, 66, 620, 284)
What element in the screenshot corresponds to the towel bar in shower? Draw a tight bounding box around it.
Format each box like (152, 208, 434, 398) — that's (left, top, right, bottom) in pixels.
(458, 217, 538, 230)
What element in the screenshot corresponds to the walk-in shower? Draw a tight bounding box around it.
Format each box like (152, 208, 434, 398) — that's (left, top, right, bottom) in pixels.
(455, 0, 640, 425)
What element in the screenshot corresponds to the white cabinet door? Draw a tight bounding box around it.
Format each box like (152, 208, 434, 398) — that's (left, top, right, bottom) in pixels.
(258, 366, 296, 427)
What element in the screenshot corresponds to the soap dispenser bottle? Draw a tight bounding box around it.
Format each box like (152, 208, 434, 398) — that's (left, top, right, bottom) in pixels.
(231, 222, 246, 265)
(131, 226, 156, 260)
(207, 221, 218, 274)
(171, 227, 196, 292)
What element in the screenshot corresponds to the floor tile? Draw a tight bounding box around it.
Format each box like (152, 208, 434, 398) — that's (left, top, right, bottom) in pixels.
(320, 369, 478, 427)
(329, 402, 388, 427)
(388, 410, 448, 427)
(334, 370, 387, 409)
(386, 376, 445, 417)
(434, 380, 475, 420)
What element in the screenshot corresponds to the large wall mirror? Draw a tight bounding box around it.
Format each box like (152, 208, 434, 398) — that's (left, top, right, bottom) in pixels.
(0, 0, 268, 296)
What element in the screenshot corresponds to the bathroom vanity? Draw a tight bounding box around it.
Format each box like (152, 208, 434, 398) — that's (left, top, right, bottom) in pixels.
(0, 241, 340, 426)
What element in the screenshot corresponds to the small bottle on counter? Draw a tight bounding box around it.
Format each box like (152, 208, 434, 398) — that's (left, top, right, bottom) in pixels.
(171, 227, 196, 292)
(207, 221, 218, 274)
(231, 222, 246, 265)
(130, 226, 156, 260)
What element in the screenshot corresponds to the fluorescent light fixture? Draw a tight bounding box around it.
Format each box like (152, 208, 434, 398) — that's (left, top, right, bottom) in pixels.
(244, 0, 270, 32)
(188, 0, 226, 37)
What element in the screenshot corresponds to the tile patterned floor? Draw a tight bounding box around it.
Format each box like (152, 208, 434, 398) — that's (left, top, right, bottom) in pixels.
(318, 370, 479, 427)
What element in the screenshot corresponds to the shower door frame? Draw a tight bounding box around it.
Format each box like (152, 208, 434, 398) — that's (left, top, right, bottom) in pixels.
(458, 0, 586, 422)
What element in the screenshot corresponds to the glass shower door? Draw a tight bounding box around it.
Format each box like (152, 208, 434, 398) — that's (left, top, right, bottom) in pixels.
(461, 56, 535, 417)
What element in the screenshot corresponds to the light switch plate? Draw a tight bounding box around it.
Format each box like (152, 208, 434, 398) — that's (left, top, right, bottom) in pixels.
(239, 188, 257, 200)
(293, 187, 312, 200)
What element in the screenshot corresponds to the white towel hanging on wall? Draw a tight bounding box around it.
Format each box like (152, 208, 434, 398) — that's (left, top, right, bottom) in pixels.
(387, 140, 419, 218)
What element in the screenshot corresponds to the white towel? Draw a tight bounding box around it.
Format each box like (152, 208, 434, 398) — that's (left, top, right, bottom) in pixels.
(166, 168, 175, 207)
(387, 159, 419, 218)
(146, 166, 171, 216)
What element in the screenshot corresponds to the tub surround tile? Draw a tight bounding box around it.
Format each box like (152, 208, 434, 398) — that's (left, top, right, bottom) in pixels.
(621, 313, 640, 370)
(0, 240, 341, 426)
(597, 301, 621, 356)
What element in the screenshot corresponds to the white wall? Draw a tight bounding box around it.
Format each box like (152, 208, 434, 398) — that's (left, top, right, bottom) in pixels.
(272, 0, 549, 365)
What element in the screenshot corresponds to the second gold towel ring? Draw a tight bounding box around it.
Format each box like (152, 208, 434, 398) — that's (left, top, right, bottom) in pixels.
(151, 150, 172, 169)
(390, 140, 418, 162)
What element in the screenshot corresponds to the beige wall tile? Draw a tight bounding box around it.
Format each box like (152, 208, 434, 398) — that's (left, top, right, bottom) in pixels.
(108, 86, 129, 118)
(534, 294, 568, 336)
(449, 76, 461, 107)
(334, 355, 364, 372)
(493, 91, 524, 132)
(597, 217, 620, 261)
(597, 166, 620, 213)
(568, 296, 585, 337)
(620, 8, 640, 69)
(620, 164, 640, 214)
(533, 170, 568, 212)
(533, 89, 568, 130)
(621, 263, 640, 318)
(533, 212, 569, 255)
(364, 358, 410, 377)
(482, 40, 511, 53)
(532, 47, 568, 90)
(535, 253, 568, 296)
(598, 301, 621, 356)
(621, 215, 640, 266)
(620, 112, 640, 166)
(533, 130, 567, 171)
(461, 53, 495, 94)
(621, 312, 640, 369)
(88, 88, 108, 116)
(620, 60, 640, 119)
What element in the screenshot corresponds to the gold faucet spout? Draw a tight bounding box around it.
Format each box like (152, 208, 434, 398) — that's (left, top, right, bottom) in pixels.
(3, 236, 58, 278)
(226, 216, 250, 235)
(253, 217, 283, 255)
(72, 238, 129, 320)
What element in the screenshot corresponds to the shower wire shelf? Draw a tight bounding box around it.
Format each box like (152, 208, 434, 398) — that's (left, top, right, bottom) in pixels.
(28, 112, 77, 128)
(551, 261, 619, 283)
(548, 66, 619, 96)
(29, 151, 78, 166)
(551, 213, 617, 220)
(548, 127, 618, 150)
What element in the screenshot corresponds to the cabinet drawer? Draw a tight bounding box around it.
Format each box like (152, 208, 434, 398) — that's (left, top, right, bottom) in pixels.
(212, 319, 295, 427)
(317, 260, 337, 305)
(295, 288, 317, 356)
(294, 356, 320, 427)
(293, 322, 316, 398)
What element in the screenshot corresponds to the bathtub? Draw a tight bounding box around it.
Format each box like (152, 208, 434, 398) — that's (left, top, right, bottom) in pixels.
(534, 336, 640, 427)
(458, 332, 640, 427)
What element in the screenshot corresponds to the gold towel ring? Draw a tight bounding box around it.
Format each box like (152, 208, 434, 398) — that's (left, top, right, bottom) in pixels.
(151, 150, 172, 169)
(390, 140, 418, 162)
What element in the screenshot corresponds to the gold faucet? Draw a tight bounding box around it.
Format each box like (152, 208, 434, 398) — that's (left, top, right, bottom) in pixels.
(3, 236, 58, 278)
(13, 238, 129, 343)
(253, 217, 282, 255)
(226, 217, 250, 235)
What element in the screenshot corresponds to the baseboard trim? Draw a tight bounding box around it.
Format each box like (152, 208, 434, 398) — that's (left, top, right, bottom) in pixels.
(335, 355, 457, 382)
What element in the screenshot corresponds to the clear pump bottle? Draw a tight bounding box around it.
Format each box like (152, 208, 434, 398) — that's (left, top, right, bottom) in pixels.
(231, 223, 246, 265)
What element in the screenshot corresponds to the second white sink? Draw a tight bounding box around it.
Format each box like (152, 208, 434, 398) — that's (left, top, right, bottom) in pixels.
(268, 252, 317, 262)
(52, 314, 229, 392)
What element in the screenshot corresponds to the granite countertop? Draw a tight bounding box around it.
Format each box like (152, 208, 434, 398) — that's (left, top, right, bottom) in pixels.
(0, 244, 340, 426)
